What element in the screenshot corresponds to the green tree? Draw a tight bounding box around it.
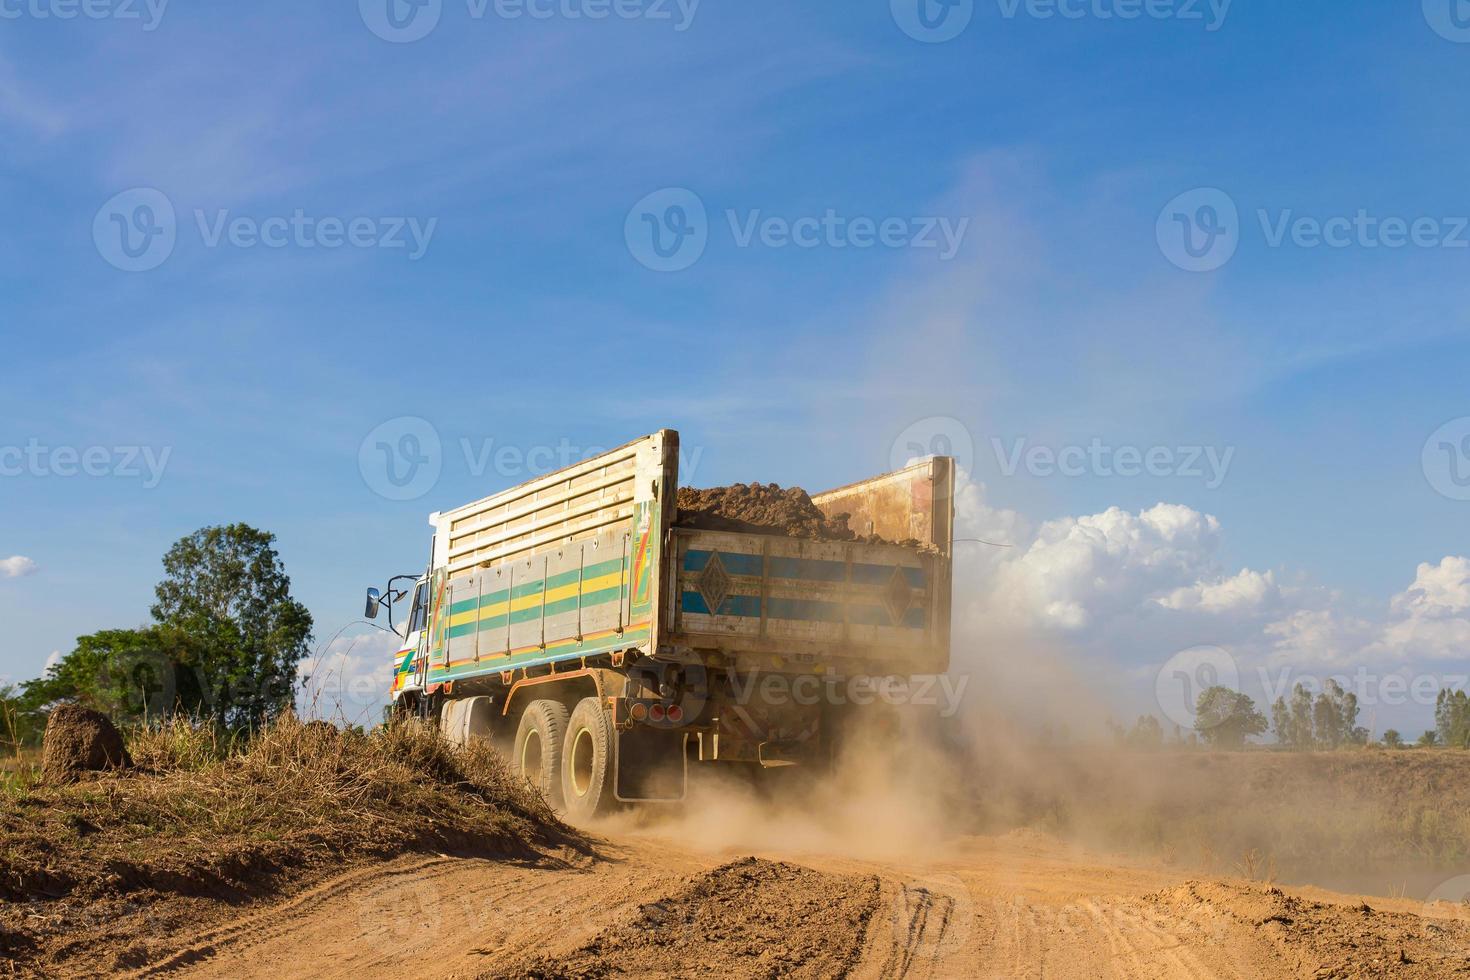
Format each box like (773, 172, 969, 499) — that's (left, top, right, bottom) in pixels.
(1129, 714, 1164, 749)
(1290, 683, 1314, 747)
(1418, 730, 1440, 748)
(151, 524, 313, 729)
(0, 684, 47, 749)
(1194, 686, 1268, 749)
(20, 627, 189, 723)
(1270, 696, 1290, 747)
(1435, 689, 1470, 749)
(1381, 729, 1403, 749)
(25, 525, 313, 733)
(1271, 683, 1317, 749)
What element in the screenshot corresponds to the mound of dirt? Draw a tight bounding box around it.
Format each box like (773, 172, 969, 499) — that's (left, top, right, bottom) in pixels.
(1, 717, 580, 977)
(41, 705, 131, 783)
(1148, 880, 1470, 979)
(677, 483, 858, 541)
(487, 857, 881, 979)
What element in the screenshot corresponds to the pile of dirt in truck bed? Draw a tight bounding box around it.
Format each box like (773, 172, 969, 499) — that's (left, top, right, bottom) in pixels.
(486, 857, 881, 979)
(677, 483, 861, 541)
(0, 716, 580, 976)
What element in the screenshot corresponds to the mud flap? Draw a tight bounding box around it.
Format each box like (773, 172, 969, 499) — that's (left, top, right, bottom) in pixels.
(614, 727, 688, 803)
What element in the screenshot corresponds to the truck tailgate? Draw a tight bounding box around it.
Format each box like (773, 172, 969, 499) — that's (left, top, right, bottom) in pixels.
(668, 529, 949, 674)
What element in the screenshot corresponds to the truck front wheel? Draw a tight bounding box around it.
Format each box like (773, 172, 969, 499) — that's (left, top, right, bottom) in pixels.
(514, 699, 570, 810)
(561, 697, 616, 822)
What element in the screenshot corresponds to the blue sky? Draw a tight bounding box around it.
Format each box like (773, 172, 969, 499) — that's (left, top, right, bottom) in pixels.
(2, 0, 1468, 732)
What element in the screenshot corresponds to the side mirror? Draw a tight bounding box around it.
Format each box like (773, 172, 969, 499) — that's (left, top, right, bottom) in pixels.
(364, 587, 382, 619)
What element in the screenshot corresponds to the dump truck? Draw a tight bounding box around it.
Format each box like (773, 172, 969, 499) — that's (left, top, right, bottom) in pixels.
(365, 429, 954, 819)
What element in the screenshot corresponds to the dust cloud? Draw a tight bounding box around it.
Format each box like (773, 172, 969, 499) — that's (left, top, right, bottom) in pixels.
(596, 625, 1470, 901)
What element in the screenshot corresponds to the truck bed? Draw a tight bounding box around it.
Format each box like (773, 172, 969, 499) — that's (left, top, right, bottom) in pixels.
(413, 431, 952, 691)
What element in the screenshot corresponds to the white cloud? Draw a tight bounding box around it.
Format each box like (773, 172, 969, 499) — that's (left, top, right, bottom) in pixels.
(951, 476, 1470, 678)
(957, 485, 1240, 635)
(0, 556, 37, 579)
(1367, 557, 1470, 663)
(1390, 556, 1470, 618)
(1158, 568, 1279, 614)
(1265, 609, 1375, 666)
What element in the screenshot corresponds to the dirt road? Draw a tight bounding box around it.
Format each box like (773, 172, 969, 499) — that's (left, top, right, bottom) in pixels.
(131, 826, 1470, 980)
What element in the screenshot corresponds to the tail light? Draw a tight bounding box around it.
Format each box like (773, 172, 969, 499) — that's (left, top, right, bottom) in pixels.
(667, 704, 684, 723)
(649, 703, 666, 722)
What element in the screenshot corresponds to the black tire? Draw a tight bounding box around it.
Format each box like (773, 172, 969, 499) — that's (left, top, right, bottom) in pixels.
(514, 699, 570, 810)
(561, 697, 617, 822)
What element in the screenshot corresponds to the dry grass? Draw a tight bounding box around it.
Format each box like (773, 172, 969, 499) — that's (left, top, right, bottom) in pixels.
(0, 715, 576, 974)
(0, 716, 564, 908)
(0, 746, 41, 794)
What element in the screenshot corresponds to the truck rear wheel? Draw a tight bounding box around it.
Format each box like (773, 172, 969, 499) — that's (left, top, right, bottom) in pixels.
(514, 699, 570, 809)
(561, 697, 616, 823)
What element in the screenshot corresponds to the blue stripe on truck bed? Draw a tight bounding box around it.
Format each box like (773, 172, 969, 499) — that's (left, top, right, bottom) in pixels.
(680, 591, 928, 628)
(683, 549, 927, 587)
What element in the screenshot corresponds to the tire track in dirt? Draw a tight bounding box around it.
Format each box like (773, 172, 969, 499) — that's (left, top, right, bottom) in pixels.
(112, 829, 1470, 980)
(134, 839, 710, 980)
(873, 881, 956, 979)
